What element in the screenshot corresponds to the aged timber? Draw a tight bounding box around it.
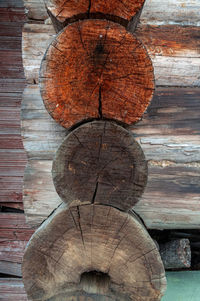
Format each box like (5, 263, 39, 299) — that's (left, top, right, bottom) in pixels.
(22, 204, 166, 301)
(40, 19, 154, 128)
(52, 121, 147, 211)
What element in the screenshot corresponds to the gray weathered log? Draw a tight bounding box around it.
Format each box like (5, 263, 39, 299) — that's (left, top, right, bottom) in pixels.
(22, 204, 166, 301)
(52, 121, 148, 211)
(160, 239, 191, 270)
(21, 86, 200, 228)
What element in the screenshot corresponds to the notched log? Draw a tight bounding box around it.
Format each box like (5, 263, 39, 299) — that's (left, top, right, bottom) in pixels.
(45, 0, 145, 32)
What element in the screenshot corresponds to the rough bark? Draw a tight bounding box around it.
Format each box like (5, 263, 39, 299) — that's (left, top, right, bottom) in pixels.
(22, 204, 166, 301)
(160, 239, 191, 270)
(40, 19, 154, 128)
(52, 121, 147, 211)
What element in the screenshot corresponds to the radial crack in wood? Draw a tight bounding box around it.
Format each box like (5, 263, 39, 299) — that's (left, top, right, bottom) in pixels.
(40, 19, 154, 128)
(45, 0, 145, 25)
(52, 121, 148, 211)
(22, 204, 166, 301)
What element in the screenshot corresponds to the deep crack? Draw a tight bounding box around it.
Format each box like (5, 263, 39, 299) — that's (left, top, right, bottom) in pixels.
(91, 181, 99, 204)
(98, 85, 102, 118)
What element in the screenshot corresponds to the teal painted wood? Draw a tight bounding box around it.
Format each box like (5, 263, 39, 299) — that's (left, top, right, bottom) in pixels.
(163, 271, 200, 301)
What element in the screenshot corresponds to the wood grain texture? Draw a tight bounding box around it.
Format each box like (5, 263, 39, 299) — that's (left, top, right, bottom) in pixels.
(0, 213, 33, 276)
(0, 278, 28, 301)
(52, 121, 147, 210)
(22, 23, 56, 84)
(22, 204, 166, 301)
(22, 86, 200, 229)
(23, 23, 200, 87)
(140, 0, 200, 26)
(23, 0, 48, 20)
(40, 19, 154, 128)
(22, 85, 200, 162)
(23, 0, 200, 26)
(45, 0, 145, 23)
(0, 7, 26, 207)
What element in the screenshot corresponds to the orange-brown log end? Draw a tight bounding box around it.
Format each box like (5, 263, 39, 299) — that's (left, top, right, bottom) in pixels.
(40, 19, 154, 128)
(46, 0, 145, 23)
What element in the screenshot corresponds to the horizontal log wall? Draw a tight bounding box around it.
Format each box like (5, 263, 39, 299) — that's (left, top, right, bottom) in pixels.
(21, 85, 200, 229)
(22, 23, 200, 86)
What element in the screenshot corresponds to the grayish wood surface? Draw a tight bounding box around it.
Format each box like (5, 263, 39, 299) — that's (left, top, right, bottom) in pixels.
(22, 204, 166, 301)
(22, 85, 200, 228)
(52, 121, 148, 211)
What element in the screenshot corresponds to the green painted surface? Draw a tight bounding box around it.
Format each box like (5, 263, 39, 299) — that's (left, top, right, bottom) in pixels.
(162, 271, 200, 301)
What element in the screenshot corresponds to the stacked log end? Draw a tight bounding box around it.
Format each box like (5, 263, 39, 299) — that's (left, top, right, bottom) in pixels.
(22, 1, 168, 300)
(40, 19, 154, 128)
(22, 204, 166, 301)
(52, 121, 148, 210)
(45, 0, 145, 26)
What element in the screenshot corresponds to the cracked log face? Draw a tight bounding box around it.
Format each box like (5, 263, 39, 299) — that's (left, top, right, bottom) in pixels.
(40, 19, 154, 128)
(45, 0, 145, 23)
(52, 121, 148, 211)
(22, 204, 166, 301)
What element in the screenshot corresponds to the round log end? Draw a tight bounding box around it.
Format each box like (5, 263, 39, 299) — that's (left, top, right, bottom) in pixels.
(22, 204, 166, 301)
(40, 19, 154, 128)
(52, 121, 148, 211)
(46, 0, 145, 23)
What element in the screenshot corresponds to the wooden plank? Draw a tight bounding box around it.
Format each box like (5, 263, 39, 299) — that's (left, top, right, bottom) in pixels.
(23, 0, 48, 20)
(0, 213, 33, 277)
(141, 0, 200, 26)
(0, 278, 28, 301)
(0, 8, 26, 22)
(22, 23, 200, 86)
(23, 160, 61, 226)
(22, 23, 56, 83)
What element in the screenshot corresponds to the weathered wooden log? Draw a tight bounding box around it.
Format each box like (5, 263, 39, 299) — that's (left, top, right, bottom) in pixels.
(21, 85, 200, 228)
(40, 19, 154, 128)
(45, 0, 145, 30)
(160, 239, 191, 270)
(22, 204, 166, 301)
(52, 121, 147, 211)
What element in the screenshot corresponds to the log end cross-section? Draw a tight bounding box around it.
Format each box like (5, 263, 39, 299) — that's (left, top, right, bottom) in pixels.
(52, 121, 148, 211)
(40, 19, 154, 128)
(45, 0, 145, 23)
(22, 204, 166, 301)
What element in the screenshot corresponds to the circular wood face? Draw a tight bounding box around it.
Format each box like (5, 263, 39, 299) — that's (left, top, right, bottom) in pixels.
(40, 19, 154, 128)
(46, 0, 145, 22)
(22, 204, 166, 301)
(52, 121, 148, 211)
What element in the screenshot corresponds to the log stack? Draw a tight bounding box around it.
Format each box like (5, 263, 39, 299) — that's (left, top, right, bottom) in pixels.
(22, 1, 167, 300)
